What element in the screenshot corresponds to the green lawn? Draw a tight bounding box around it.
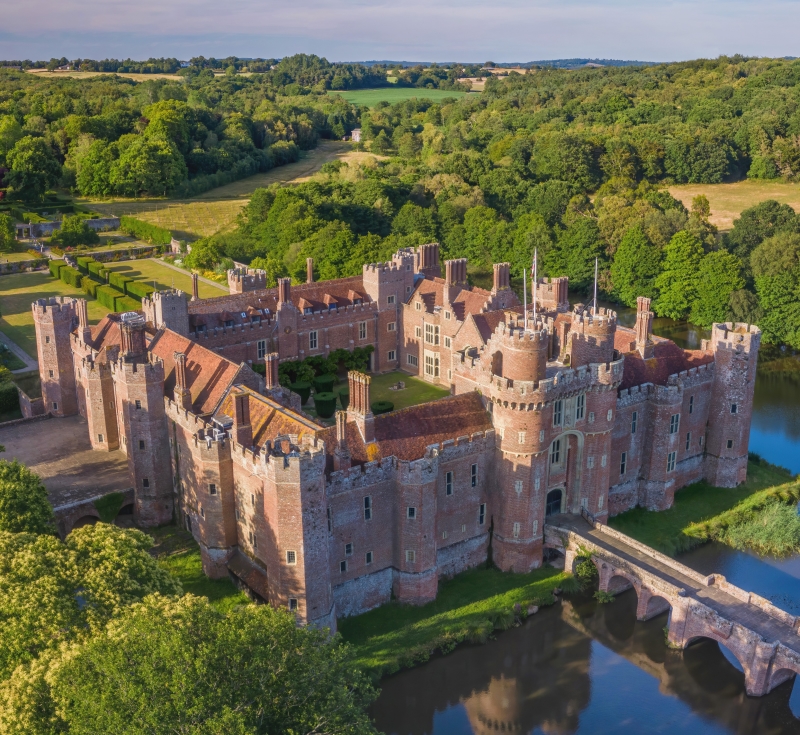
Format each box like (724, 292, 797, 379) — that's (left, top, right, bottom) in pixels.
(105, 259, 226, 299)
(0, 271, 109, 358)
(338, 566, 566, 677)
(148, 525, 249, 613)
(329, 87, 468, 108)
(609, 460, 794, 554)
(367, 371, 451, 410)
(1, 251, 44, 262)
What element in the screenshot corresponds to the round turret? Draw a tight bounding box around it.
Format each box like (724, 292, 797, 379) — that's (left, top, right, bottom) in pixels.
(486, 320, 548, 383)
(567, 307, 617, 368)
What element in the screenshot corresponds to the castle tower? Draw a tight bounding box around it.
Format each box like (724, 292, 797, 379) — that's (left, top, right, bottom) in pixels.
(635, 297, 654, 359)
(275, 278, 299, 360)
(535, 277, 569, 313)
(142, 290, 189, 336)
(228, 267, 267, 294)
(112, 314, 172, 526)
(565, 307, 617, 368)
(703, 323, 761, 487)
(82, 357, 120, 450)
(486, 320, 548, 384)
(33, 297, 79, 417)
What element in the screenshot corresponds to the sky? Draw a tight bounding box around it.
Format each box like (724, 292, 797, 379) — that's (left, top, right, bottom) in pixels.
(2, 0, 800, 63)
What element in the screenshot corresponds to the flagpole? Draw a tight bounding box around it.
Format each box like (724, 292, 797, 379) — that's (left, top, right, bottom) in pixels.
(523, 265, 528, 331)
(532, 248, 538, 324)
(593, 257, 598, 315)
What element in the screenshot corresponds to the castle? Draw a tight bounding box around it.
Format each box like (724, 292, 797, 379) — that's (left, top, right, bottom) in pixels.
(32, 244, 760, 629)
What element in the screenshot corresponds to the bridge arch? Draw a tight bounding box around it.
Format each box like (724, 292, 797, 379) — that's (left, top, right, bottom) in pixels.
(685, 634, 750, 678)
(70, 515, 99, 531)
(768, 666, 800, 692)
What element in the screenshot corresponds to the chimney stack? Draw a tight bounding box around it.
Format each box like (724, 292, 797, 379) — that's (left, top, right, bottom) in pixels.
(174, 351, 192, 410)
(347, 371, 374, 443)
(277, 277, 291, 307)
(264, 352, 279, 390)
(77, 298, 92, 344)
(191, 273, 199, 302)
(120, 315, 147, 361)
(635, 296, 654, 359)
(492, 262, 510, 293)
(333, 410, 351, 471)
(233, 391, 253, 447)
(306, 258, 314, 284)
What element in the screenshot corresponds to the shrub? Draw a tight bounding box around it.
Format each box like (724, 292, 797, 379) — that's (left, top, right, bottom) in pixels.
(338, 386, 350, 410)
(119, 216, 171, 245)
(51, 215, 100, 248)
(371, 400, 394, 415)
(0, 382, 18, 413)
(59, 266, 82, 288)
(48, 259, 65, 278)
(126, 281, 155, 300)
(313, 374, 336, 393)
(87, 260, 105, 276)
(96, 285, 123, 311)
(108, 271, 133, 292)
(313, 391, 337, 419)
(115, 295, 141, 312)
(594, 591, 616, 604)
(290, 381, 312, 405)
(76, 256, 96, 274)
(81, 276, 98, 297)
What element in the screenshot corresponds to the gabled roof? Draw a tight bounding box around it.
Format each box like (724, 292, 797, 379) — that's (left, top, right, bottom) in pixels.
(410, 278, 494, 321)
(619, 337, 714, 390)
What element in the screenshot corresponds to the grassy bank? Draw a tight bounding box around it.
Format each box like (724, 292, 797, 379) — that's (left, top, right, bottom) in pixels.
(338, 565, 566, 678)
(610, 459, 795, 555)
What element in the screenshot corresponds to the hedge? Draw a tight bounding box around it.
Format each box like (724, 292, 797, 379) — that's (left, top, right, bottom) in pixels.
(371, 401, 394, 415)
(115, 295, 141, 312)
(313, 392, 337, 419)
(49, 260, 65, 278)
(291, 381, 312, 405)
(119, 216, 171, 246)
(0, 382, 18, 414)
(76, 256, 96, 274)
(96, 285, 123, 311)
(81, 276, 98, 298)
(108, 272, 133, 292)
(59, 266, 82, 289)
(87, 260, 105, 277)
(126, 281, 155, 300)
(338, 387, 349, 410)
(313, 374, 337, 393)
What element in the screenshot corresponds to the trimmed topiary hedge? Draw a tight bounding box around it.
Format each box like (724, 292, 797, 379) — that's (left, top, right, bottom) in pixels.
(338, 386, 349, 410)
(290, 381, 312, 405)
(371, 400, 394, 415)
(59, 266, 82, 289)
(313, 391, 337, 419)
(119, 216, 172, 245)
(48, 260, 65, 278)
(108, 272, 133, 292)
(126, 281, 155, 300)
(87, 260, 104, 276)
(313, 374, 336, 393)
(115, 295, 141, 312)
(76, 256, 96, 274)
(81, 276, 98, 298)
(96, 285, 123, 311)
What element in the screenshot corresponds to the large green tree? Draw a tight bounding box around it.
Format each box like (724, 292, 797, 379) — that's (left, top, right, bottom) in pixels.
(610, 225, 661, 307)
(110, 136, 187, 196)
(653, 230, 704, 320)
(544, 218, 606, 292)
(0, 116, 24, 167)
(689, 250, 745, 327)
(1, 594, 377, 735)
(751, 232, 800, 347)
(726, 200, 800, 277)
(5, 136, 61, 202)
(0, 460, 54, 535)
(52, 215, 100, 248)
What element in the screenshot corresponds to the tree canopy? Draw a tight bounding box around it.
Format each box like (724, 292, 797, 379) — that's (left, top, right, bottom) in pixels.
(0, 459, 54, 535)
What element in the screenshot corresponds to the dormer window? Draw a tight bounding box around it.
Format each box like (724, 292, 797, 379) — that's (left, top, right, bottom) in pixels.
(353, 298, 363, 306)
(328, 303, 336, 311)
(250, 315, 260, 324)
(240, 312, 247, 318)
(196, 324, 207, 334)
(224, 319, 234, 328)
(303, 307, 313, 315)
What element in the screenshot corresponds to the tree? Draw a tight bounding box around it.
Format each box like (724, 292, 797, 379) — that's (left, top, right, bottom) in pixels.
(391, 202, 437, 240)
(532, 133, 600, 193)
(0, 524, 180, 680)
(75, 139, 116, 196)
(184, 238, 225, 270)
(110, 136, 187, 196)
(5, 136, 61, 202)
(51, 215, 100, 248)
(0, 115, 24, 167)
(689, 251, 745, 327)
(511, 213, 553, 275)
(370, 129, 391, 155)
(653, 230, 704, 320)
(610, 225, 661, 307)
(726, 200, 800, 273)
(1, 594, 378, 735)
(0, 460, 54, 534)
(543, 218, 606, 292)
(0, 213, 15, 254)
(751, 232, 800, 347)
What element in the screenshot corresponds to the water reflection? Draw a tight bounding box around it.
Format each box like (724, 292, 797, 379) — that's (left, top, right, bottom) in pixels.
(372, 591, 800, 735)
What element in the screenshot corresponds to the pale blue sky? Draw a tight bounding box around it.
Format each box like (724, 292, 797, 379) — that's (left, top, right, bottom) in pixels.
(2, 0, 799, 62)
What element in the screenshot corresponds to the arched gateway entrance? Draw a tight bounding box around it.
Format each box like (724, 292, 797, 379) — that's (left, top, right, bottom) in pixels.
(546, 489, 563, 517)
(546, 430, 584, 515)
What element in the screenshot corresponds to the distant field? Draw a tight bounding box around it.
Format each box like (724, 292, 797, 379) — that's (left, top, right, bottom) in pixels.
(81, 141, 379, 240)
(669, 180, 800, 231)
(0, 272, 108, 358)
(27, 70, 182, 81)
(104, 259, 226, 298)
(329, 87, 469, 107)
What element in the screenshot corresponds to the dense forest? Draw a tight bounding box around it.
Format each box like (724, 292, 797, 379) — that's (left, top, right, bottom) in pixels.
(181, 56, 800, 347)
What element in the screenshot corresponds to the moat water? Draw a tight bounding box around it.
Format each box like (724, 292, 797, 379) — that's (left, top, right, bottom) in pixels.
(372, 315, 800, 734)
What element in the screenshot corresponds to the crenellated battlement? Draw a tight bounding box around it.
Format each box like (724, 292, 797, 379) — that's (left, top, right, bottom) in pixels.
(490, 319, 550, 344)
(327, 456, 397, 493)
(617, 382, 656, 407)
(228, 267, 267, 294)
(32, 296, 79, 320)
(570, 306, 618, 332)
(666, 362, 715, 389)
(704, 322, 761, 355)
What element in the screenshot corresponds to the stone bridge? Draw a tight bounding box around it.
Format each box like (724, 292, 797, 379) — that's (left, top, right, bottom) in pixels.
(545, 512, 800, 697)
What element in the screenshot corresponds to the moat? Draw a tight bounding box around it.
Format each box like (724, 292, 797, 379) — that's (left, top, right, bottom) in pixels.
(371, 315, 800, 735)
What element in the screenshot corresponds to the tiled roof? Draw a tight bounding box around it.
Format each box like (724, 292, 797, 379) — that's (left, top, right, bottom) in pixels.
(214, 387, 321, 448)
(620, 337, 714, 390)
(321, 393, 492, 463)
(411, 278, 493, 321)
(148, 330, 242, 415)
(470, 310, 510, 343)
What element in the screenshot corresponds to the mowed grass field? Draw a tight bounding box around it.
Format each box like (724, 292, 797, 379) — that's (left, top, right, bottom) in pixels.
(669, 180, 800, 231)
(0, 272, 108, 358)
(82, 142, 378, 240)
(329, 87, 468, 108)
(104, 259, 226, 298)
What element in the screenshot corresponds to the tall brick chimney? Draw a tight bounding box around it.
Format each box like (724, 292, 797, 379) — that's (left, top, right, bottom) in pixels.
(76, 298, 92, 344)
(232, 391, 253, 447)
(277, 277, 291, 307)
(333, 410, 351, 471)
(120, 314, 147, 361)
(347, 371, 374, 443)
(191, 273, 199, 302)
(492, 262, 510, 293)
(444, 258, 467, 307)
(635, 296, 654, 359)
(174, 351, 192, 410)
(265, 352, 279, 390)
(306, 258, 314, 284)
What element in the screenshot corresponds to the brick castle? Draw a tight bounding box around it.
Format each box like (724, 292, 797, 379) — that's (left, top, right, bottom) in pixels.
(32, 244, 760, 629)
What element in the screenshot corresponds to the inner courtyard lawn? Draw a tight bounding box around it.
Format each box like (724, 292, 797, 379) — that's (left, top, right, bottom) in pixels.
(366, 371, 451, 410)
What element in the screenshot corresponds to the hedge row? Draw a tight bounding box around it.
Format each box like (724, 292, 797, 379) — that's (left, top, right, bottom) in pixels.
(96, 285, 122, 311)
(126, 281, 155, 300)
(59, 266, 82, 289)
(49, 260, 65, 278)
(108, 271, 132, 292)
(119, 216, 171, 246)
(81, 276, 98, 298)
(116, 296, 141, 312)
